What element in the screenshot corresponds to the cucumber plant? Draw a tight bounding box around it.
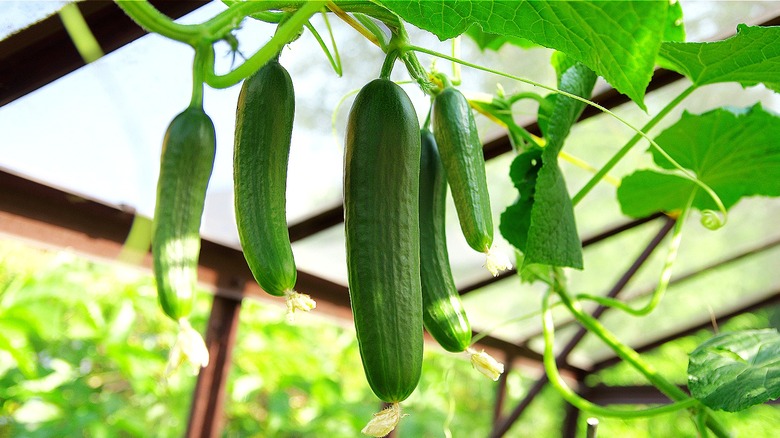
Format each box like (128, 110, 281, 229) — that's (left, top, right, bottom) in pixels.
(115, 1, 780, 436)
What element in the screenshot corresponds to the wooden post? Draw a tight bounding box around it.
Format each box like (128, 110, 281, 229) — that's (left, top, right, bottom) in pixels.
(186, 277, 244, 438)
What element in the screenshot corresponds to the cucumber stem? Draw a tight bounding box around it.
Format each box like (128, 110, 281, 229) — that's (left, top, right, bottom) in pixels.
(190, 45, 209, 109)
(379, 50, 398, 79)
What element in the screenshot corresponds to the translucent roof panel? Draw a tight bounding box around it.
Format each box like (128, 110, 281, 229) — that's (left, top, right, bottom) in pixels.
(0, 1, 73, 40)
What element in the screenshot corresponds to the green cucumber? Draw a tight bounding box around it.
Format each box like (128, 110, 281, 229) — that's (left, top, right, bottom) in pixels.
(433, 86, 494, 253)
(152, 106, 216, 321)
(233, 60, 297, 297)
(419, 128, 472, 353)
(344, 78, 423, 403)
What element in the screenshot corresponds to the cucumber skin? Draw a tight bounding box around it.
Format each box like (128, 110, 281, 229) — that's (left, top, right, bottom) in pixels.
(433, 87, 494, 253)
(419, 129, 472, 353)
(152, 107, 216, 321)
(344, 79, 423, 403)
(234, 60, 296, 297)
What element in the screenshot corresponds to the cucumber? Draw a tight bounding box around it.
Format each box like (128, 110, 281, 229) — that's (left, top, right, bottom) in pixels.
(433, 86, 494, 253)
(344, 78, 423, 403)
(419, 128, 472, 353)
(234, 60, 297, 297)
(152, 106, 216, 321)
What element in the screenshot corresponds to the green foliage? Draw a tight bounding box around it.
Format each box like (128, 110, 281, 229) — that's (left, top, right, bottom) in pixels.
(378, 0, 675, 108)
(0, 241, 520, 437)
(0, 240, 203, 437)
(500, 62, 596, 269)
(588, 309, 780, 437)
(688, 329, 780, 412)
(618, 104, 780, 218)
(658, 25, 780, 92)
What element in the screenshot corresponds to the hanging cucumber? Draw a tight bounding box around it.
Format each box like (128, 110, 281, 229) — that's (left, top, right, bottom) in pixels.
(419, 128, 472, 353)
(344, 79, 423, 407)
(233, 58, 315, 318)
(419, 127, 505, 381)
(152, 105, 214, 375)
(433, 78, 511, 276)
(152, 106, 215, 322)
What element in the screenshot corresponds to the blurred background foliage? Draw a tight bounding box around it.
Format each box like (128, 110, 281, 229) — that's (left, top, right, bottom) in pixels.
(0, 238, 777, 437)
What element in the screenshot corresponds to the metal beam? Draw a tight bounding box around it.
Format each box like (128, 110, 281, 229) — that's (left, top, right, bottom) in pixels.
(538, 237, 780, 356)
(0, 0, 208, 107)
(590, 293, 780, 373)
(458, 213, 666, 296)
(0, 168, 543, 364)
(186, 282, 243, 438)
(582, 384, 780, 406)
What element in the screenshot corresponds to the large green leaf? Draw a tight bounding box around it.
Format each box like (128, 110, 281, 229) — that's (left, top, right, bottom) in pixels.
(688, 329, 780, 412)
(499, 149, 541, 253)
(500, 61, 596, 269)
(465, 24, 535, 51)
(618, 104, 780, 218)
(378, 0, 673, 109)
(658, 25, 780, 93)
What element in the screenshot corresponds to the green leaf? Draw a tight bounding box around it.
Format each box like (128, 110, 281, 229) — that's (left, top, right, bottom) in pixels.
(378, 0, 675, 109)
(465, 24, 535, 52)
(618, 104, 780, 218)
(499, 149, 542, 252)
(658, 25, 780, 92)
(663, 0, 685, 42)
(500, 63, 596, 269)
(688, 329, 780, 412)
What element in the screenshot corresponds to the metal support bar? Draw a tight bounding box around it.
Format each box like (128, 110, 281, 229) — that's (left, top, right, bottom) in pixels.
(492, 351, 514, 422)
(582, 384, 780, 406)
(460, 214, 665, 297)
(533, 234, 780, 339)
(0, 168, 541, 363)
(186, 278, 244, 438)
(0, 0, 208, 107)
(562, 399, 581, 438)
(590, 293, 780, 372)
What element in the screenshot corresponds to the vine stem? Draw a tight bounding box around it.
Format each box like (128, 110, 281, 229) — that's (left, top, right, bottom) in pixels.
(406, 45, 727, 224)
(59, 3, 104, 63)
(558, 151, 621, 186)
(551, 280, 731, 438)
(572, 84, 697, 206)
(327, 1, 381, 47)
(576, 192, 694, 316)
(190, 45, 209, 108)
(380, 50, 399, 79)
(115, 0, 198, 44)
(541, 289, 698, 418)
(204, 1, 326, 88)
